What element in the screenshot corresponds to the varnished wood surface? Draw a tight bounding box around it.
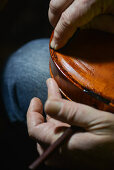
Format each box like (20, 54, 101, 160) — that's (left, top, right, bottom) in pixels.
(49, 30, 114, 112)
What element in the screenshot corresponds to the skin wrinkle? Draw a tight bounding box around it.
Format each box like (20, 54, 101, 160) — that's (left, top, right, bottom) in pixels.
(27, 77, 114, 169)
(45, 98, 114, 136)
(74, 0, 100, 25)
(86, 114, 114, 135)
(58, 101, 114, 135)
(30, 116, 43, 127)
(88, 113, 114, 128)
(49, 0, 74, 27)
(68, 132, 99, 151)
(50, 0, 114, 50)
(36, 123, 54, 144)
(58, 100, 88, 127)
(89, 128, 114, 136)
(27, 113, 44, 138)
(62, 0, 99, 26)
(88, 122, 114, 135)
(72, 104, 94, 128)
(73, 104, 90, 127)
(56, 100, 77, 125)
(49, 1, 61, 15)
(49, 0, 73, 15)
(37, 122, 64, 145)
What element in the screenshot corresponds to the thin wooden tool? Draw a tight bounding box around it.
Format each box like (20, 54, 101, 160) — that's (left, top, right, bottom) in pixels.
(29, 126, 79, 170)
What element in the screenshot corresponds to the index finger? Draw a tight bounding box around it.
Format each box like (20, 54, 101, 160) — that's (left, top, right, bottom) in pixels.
(51, 0, 109, 50)
(27, 97, 44, 137)
(48, 0, 74, 27)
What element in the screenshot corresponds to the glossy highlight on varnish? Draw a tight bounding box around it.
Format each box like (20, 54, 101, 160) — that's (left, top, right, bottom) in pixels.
(49, 30, 114, 113)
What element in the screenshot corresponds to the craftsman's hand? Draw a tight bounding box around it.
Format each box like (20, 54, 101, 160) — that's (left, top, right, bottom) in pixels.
(27, 78, 114, 170)
(49, 0, 114, 50)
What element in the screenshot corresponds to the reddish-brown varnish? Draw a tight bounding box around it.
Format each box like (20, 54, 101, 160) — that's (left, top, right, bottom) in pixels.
(49, 30, 114, 113)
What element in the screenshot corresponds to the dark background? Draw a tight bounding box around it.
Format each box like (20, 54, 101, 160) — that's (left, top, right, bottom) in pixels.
(0, 0, 52, 68)
(0, 0, 53, 169)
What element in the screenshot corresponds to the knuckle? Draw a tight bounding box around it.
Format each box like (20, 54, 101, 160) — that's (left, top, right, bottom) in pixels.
(49, 0, 60, 15)
(53, 30, 62, 42)
(62, 101, 78, 123)
(67, 105, 78, 122)
(61, 11, 72, 28)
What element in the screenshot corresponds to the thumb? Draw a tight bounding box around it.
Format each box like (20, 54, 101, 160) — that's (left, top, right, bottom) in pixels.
(45, 99, 113, 129)
(50, 0, 112, 50)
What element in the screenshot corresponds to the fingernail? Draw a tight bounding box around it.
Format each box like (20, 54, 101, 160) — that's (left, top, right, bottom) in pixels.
(50, 39, 59, 50)
(45, 100, 62, 115)
(46, 78, 52, 86)
(30, 97, 37, 108)
(46, 78, 54, 88)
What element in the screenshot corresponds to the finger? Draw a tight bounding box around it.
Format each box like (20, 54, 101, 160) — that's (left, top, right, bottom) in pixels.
(46, 78, 62, 99)
(45, 99, 114, 130)
(50, 0, 111, 50)
(45, 78, 63, 124)
(47, 114, 70, 127)
(37, 143, 44, 155)
(27, 97, 44, 137)
(27, 99, 68, 145)
(68, 131, 111, 151)
(48, 0, 74, 27)
(83, 14, 114, 34)
(30, 122, 67, 145)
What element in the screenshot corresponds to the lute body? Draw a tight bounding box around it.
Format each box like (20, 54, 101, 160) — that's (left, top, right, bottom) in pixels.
(49, 30, 114, 113)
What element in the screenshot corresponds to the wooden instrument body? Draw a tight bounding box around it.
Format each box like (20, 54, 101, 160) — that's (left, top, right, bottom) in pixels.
(49, 30, 114, 113)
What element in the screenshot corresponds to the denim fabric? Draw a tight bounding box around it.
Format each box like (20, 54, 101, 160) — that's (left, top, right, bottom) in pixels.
(1, 39, 50, 123)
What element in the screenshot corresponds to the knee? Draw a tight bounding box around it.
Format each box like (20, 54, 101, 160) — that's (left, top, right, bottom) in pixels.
(1, 39, 50, 122)
(2, 39, 50, 95)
